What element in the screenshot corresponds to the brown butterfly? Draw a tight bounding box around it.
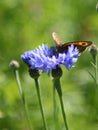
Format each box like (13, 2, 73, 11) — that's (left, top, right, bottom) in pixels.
(52, 32, 93, 53)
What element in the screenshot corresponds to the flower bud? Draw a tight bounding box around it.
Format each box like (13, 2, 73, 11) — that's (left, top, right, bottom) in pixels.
(9, 60, 20, 69)
(52, 67, 62, 79)
(29, 69, 40, 79)
(90, 44, 98, 59)
(96, 3, 98, 11)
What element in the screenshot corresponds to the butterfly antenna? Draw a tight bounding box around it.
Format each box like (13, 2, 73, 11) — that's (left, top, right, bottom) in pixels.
(52, 32, 63, 46)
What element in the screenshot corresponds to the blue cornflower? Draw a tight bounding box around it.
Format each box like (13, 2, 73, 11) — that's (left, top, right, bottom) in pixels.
(21, 44, 56, 72)
(21, 44, 80, 73)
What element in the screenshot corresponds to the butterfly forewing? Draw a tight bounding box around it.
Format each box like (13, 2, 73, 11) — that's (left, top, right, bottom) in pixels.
(52, 32, 63, 46)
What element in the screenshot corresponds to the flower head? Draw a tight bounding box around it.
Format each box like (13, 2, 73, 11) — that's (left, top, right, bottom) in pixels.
(21, 44, 80, 73)
(21, 44, 55, 73)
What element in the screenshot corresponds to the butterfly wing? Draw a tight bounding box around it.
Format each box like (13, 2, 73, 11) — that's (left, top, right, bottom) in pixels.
(52, 32, 63, 46)
(57, 41, 93, 53)
(52, 32, 93, 53)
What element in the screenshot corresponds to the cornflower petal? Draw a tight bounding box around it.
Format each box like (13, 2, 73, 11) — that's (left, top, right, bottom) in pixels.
(62, 45, 80, 69)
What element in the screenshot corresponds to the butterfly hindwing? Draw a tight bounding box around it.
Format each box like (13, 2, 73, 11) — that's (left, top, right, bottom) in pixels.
(57, 41, 93, 53)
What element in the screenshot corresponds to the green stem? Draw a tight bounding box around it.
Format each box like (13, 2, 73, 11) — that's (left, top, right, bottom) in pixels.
(14, 69, 33, 130)
(94, 55, 98, 85)
(53, 84, 59, 130)
(34, 78, 47, 130)
(53, 78, 69, 130)
(59, 94, 69, 130)
(53, 85, 56, 120)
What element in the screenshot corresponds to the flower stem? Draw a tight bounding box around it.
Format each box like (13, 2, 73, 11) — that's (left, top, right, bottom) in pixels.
(53, 85, 59, 130)
(59, 93, 69, 130)
(94, 54, 98, 85)
(53, 78, 69, 130)
(53, 85, 56, 120)
(90, 44, 98, 85)
(14, 69, 33, 130)
(34, 78, 47, 130)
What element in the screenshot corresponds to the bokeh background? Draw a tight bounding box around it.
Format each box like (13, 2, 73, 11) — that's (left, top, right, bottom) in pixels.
(0, 0, 98, 130)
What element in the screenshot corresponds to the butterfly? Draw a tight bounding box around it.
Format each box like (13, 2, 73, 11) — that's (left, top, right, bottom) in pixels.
(52, 32, 93, 53)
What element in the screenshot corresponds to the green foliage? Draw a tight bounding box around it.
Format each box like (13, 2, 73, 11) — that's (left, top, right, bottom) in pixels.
(0, 0, 98, 130)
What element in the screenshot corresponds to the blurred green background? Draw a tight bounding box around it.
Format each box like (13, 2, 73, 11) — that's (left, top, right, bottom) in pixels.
(0, 0, 98, 130)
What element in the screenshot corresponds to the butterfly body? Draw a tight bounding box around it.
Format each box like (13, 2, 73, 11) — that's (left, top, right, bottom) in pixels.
(52, 32, 93, 53)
